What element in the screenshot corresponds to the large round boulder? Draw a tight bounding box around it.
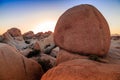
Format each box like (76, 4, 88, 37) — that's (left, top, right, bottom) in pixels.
(41, 59, 120, 80)
(0, 43, 43, 80)
(54, 4, 110, 56)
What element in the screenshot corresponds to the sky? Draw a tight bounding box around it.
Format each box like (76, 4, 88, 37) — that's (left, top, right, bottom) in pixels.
(0, 0, 120, 34)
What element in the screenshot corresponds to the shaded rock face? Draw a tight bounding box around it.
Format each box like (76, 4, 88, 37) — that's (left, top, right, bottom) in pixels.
(41, 59, 120, 80)
(0, 35, 4, 42)
(30, 53, 56, 73)
(56, 48, 120, 65)
(50, 47, 59, 58)
(106, 39, 120, 64)
(0, 43, 43, 80)
(56, 49, 87, 65)
(54, 4, 110, 56)
(39, 53, 56, 66)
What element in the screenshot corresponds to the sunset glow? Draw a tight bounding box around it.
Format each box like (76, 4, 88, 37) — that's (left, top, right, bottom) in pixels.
(0, 0, 120, 34)
(33, 21, 56, 33)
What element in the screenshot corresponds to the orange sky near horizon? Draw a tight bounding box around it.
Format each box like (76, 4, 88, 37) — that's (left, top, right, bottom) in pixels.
(0, 0, 120, 35)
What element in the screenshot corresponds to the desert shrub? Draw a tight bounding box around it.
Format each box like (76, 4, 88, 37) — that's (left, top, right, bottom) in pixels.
(26, 50, 40, 58)
(44, 48, 51, 54)
(89, 54, 99, 61)
(25, 40, 30, 44)
(38, 59, 53, 73)
(88, 54, 107, 63)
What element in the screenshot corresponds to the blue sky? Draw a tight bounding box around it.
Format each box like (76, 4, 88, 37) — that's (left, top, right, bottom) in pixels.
(0, 0, 120, 34)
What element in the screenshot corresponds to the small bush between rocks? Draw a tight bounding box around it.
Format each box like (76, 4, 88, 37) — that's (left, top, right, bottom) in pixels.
(89, 54, 107, 63)
(25, 40, 30, 44)
(26, 50, 40, 58)
(89, 54, 99, 61)
(38, 59, 53, 73)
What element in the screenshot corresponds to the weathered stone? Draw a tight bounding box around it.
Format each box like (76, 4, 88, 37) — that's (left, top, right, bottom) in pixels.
(8, 28, 22, 37)
(41, 59, 120, 80)
(50, 47, 59, 58)
(54, 4, 110, 56)
(0, 43, 43, 80)
(2, 28, 27, 50)
(56, 49, 87, 65)
(23, 31, 34, 39)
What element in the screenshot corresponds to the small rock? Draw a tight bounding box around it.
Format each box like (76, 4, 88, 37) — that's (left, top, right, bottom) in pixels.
(50, 47, 59, 58)
(23, 31, 34, 39)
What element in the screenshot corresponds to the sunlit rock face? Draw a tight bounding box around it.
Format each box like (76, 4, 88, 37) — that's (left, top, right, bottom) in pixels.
(23, 31, 34, 39)
(54, 4, 110, 56)
(35, 31, 52, 40)
(7, 28, 22, 37)
(0, 43, 43, 80)
(41, 4, 120, 80)
(2, 28, 27, 50)
(37, 33, 55, 52)
(41, 59, 120, 80)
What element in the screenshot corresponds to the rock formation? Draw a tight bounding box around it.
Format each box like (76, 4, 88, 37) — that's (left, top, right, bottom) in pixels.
(56, 49, 87, 65)
(7, 28, 21, 37)
(54, 4, 110, 56)
(37, 33, 55, 52)
(0, 35, 4, 42)
(35, 31, 52, 40)
(23, 31, 34, 39)
(41, 59, 120, 80)
(0, 4, 120, 80)
(0, 43, 43, 80)
(41, 4, 120, 80)
(2, 28, 27, 50)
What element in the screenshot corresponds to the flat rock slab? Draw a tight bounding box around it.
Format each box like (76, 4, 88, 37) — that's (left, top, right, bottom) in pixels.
(41, 59, 120, 80)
